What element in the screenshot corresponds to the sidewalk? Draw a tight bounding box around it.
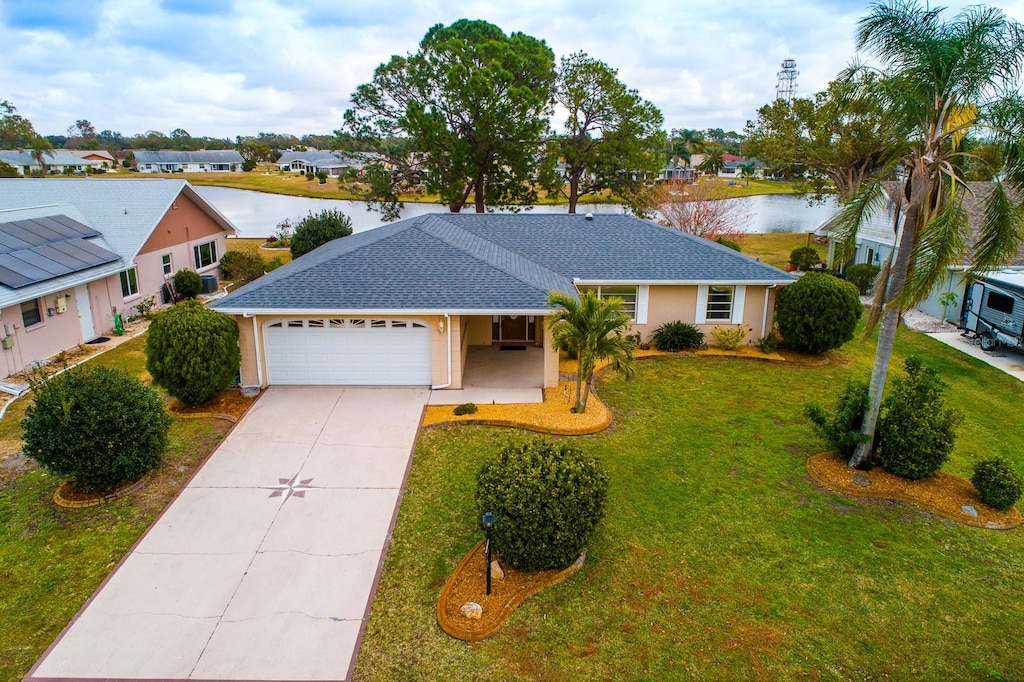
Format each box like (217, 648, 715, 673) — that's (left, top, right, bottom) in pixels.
(926, 331, 1024, 383)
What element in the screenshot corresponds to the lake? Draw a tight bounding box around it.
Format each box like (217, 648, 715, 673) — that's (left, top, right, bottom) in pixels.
(194, 186, 839, 238)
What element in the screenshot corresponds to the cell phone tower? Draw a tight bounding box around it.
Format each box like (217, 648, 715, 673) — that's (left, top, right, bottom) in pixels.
(776, 58, 799, 102)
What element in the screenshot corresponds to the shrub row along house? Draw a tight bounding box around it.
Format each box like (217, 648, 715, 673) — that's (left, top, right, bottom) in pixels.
(211, 213, 795, 391)
(0, 179, 234, 377)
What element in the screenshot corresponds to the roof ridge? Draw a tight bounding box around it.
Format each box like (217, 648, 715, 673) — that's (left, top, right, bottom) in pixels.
(418, 214, 573, 296)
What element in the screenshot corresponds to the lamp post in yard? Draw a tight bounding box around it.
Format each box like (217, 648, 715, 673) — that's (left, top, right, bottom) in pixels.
(482, 511, 495, 595)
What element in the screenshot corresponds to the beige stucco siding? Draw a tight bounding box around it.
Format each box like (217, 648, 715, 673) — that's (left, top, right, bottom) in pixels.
(638, 284, 777, 347)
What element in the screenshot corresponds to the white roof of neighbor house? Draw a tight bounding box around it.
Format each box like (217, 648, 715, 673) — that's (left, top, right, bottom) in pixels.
(815, 201, 898, 246)
(0, 179, 237, 307)
(0, 150, 102, 168)
(981, 270, 1024, 294)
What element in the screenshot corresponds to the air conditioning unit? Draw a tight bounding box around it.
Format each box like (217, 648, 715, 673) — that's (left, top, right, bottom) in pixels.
(200, 274, 219, 294)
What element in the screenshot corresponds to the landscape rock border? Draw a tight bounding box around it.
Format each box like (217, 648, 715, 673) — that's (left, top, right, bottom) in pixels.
(53, 476, 149, 509)
(806, 451, 1022, 529)
(437, 540, 585, 642)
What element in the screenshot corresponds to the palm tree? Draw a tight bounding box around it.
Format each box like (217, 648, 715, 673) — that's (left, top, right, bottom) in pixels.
(697, 145, 726, 175)
(547, 289, 636, 413)
(30, 137, 54, 175)
(834, 2, 1024, 469)
(738, 161, 758, 187)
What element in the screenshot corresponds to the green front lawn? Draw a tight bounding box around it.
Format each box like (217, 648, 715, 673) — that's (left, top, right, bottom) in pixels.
(354, 328, 1024, 680)
(0, 337, 235, 680)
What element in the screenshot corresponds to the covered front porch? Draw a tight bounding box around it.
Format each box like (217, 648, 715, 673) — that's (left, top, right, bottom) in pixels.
(429, 313, 558, 405)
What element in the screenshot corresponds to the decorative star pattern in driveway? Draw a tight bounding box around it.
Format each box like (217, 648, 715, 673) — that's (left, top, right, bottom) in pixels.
(262, 473, 318, 502)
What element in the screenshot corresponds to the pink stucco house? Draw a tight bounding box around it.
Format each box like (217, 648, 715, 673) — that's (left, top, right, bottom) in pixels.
(0, 179, 236, 377)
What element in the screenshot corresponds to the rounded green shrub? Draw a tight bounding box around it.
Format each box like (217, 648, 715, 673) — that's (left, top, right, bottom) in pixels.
(776, 272, 862, 354)
(475, 438, 609, 572)
(453, 402, 478, 416)
(789, 246, 821, 271)
(972, 458, 1023, 511)
(218, 250, 266, 284)
(290, 209, 354, 259)
(145, 300, 241, 406)
(174, 268, 202, 299)
(22, 366, 170, 492)
(805, 380, 870, 459)
(877, 357, 962, 479)
(845, 263, 881, 295)
(652, 320, 704, 351)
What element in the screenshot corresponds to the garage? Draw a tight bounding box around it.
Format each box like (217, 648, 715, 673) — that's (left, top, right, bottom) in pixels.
(264, 318, 432, 385)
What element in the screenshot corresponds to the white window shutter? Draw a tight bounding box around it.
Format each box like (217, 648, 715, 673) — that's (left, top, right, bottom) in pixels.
(731, 285, 746, 324)
(695, 285, 708, 324)
(636, 286, 649, 324)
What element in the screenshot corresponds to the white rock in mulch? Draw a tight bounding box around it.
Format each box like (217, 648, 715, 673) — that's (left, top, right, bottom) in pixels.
(460, 602, 483, 620)
(961, 505, 979, 518)
(490, 560, 505, 581)
(902, 309, 958, 334)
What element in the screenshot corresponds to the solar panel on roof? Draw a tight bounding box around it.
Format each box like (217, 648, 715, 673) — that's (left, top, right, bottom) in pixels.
(0, 215, 121, 289)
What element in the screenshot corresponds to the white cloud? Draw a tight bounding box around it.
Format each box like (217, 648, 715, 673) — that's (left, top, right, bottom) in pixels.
(0, 0, 1021, 138)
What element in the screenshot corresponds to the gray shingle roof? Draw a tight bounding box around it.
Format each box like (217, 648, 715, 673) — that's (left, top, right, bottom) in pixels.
(213, 213, 794, 314)
(134, 150, 244, 164)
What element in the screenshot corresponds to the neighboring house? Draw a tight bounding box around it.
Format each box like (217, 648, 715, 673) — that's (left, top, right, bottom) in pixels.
(0, 179, 236, 377)
(0, 150, 103, 175)
(63, 149, 116, 169)
(276, 150, 375, 177)
(211, 213, 795, 391)
(815, 182, 1024, 318)
(134, 150, 244, 173)
(659, 161, 697, 183)
(720, 158, 767, 179)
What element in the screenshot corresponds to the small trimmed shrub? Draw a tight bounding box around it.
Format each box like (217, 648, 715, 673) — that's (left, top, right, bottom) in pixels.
(711, 325, 750, 350)
(756, 332, 779, 354)
(716, 236, 741, 252)
(972, 458, 1023, 511)
(305, 171, 315, 181)
(475, 438, 609, 572)
(242, 158, 257, 172)
(776, 272, 862, 354)
(173, 268, 202, 300)
(651, 321, 704, 351)
(877, 357, 962, 480)
(22, 366, 170, 492)
(146, 300, 241, 406)
(790, 246, 821, 271)
(219, 250, 266, 284)
(315, 170, 328, 184)
(845, 263, 881, 295)
(453, 402, 478, 416)
(805, 380, 870, 459)
(290, 209, 354, 259)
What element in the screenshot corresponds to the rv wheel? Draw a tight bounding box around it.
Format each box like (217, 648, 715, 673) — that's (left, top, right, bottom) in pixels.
(979, 333, 998, 351)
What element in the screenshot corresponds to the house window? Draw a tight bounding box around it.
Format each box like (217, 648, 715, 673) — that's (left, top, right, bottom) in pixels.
(193, 240, 217, 269)
(706, 286, 734, 320)
(21, 299, 42, 327)
(580, 285, 638, 319)
(988, 291, 1015, 315)
(120, 267, 139, 298)
(162, 254, 173, 275)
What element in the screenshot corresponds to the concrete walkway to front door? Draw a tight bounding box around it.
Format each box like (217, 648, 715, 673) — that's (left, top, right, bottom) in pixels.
(27, 387, 428, 682)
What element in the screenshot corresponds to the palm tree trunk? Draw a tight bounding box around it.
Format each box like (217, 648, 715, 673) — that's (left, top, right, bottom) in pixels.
(849, 174, 921, 469)
(568, 171, 580, 214)
(573, 359, 584, 413)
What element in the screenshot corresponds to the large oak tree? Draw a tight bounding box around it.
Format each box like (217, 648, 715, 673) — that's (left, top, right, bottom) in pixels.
(342, 19, 555, 216)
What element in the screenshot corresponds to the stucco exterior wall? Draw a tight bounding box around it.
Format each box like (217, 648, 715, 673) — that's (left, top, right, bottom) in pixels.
(542, 324, 559, 388)
(640, 284, 777, 347)
(0, 276, 118, 377)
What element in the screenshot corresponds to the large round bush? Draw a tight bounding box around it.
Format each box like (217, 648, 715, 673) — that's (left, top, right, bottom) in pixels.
(22, 366, 170, 492)
(146, 300, 241, 406)
(475, 438, 609, 572)
(877, 357, 962, 479)
(972, 458, 1023, 511)
(290, 209, 353, 259)
(776, 273, 862, 354)
(845, 263, 881, 295)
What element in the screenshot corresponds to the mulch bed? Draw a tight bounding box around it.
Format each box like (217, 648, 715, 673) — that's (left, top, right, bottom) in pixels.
(806, 451, 1022, 529)
(437, 540, 585, 642)
(54, 477, 148, 508)
(167, 388, 260, 421)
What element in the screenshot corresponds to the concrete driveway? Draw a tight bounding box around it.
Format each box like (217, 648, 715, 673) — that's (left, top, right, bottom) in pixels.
(28, 386, 428, 682)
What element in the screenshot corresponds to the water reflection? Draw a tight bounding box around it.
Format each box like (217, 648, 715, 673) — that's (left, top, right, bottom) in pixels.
(194, 185, 838, 238)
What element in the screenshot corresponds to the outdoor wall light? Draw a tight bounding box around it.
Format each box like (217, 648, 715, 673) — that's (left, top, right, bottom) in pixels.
(438, 318, 446, 334)
(482, 511, 496, 595)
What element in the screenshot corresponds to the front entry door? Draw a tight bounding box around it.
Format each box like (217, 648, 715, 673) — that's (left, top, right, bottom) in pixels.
(493, 315, 536, 344)
(74, 284, 95, 341)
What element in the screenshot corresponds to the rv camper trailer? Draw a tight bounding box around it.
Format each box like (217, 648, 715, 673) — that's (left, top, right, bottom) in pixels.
(959, 271, 1024, 352)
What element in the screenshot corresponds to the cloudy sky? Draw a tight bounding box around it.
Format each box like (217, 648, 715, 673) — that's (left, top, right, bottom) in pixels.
(2, 0, 1023, 140)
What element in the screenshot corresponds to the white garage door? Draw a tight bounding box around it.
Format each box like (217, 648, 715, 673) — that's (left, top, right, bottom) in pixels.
(264, 318, 432, 385)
